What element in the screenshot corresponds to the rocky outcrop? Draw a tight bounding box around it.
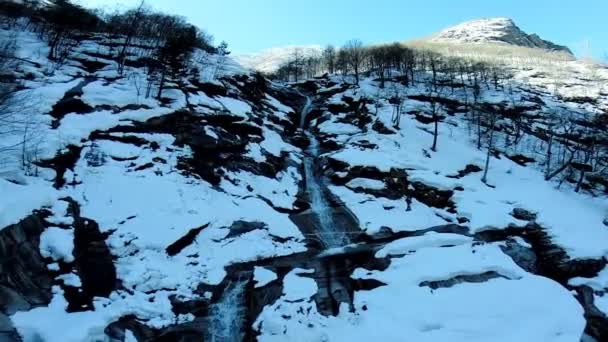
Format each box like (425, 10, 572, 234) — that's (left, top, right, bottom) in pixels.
(0, 213, 53, 316)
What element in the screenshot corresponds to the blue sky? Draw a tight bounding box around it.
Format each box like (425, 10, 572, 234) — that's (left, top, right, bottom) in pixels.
(81, 0, 607, 59)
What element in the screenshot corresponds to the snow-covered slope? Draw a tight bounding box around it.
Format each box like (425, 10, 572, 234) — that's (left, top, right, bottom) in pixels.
(429, 17, 573, 54)
(234, 45, 321, 73)
(2, 16, 608, 342)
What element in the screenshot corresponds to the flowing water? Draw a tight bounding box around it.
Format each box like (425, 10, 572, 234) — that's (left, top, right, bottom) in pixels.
(207, 278, 248, 342)
(301, 96, 350, 248)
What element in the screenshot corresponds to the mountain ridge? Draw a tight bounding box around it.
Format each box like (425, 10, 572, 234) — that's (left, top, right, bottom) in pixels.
(235, 17, 574, 73)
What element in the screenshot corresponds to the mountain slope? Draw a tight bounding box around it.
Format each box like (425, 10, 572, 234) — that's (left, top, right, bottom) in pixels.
(2, 15, 608, 342)
(429, 17, 573, 54)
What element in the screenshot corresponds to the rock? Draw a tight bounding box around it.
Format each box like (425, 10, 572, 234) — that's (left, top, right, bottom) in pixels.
(166, 224, 210, 257)
(410, 181, 455, 211)
(0, 313, 21, 342)
(68, 200, 117, 310)
(37, 145, 83, 189)
(0, 213, 53, 315)
(575, 286, 608, 340)
(419, 271, 508, 289)
(371, 120, 395, 134)
(447, 164, 482, 178)
(500, 239, 537, 273)
(507, 154, 535, 166)
(511, 208, 537, 221)
(225, 221, 268, 240)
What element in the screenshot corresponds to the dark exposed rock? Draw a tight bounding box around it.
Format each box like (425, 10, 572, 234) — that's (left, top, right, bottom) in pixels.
(36, 145, 83, 189)
(447, 164, 482, 179)
(511, 208, 537, 221)
(89, 131, 150, 147)
(224, 221, 267, 240)
(419, 271, 509, 289)
(0, 313, 21, 342)
(575, 286, 608, 340)
(68, 199, 117, 311)
(410, 181, 455, 211)
(507, 154, 535, 166)
(0, 212, 53, 315)
(371, 120, 395, 134)
(166, 224, 210, 257)
(48, 78, 96, 128)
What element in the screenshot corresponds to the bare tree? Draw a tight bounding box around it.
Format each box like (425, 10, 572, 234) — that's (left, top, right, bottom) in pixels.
(426, 51, 445, 152)
(322, 45, 336, 74)
(481, 108, 499, 184)
(112, 0, 148, 75)
(369, 45, 389, 88)
(343, 39, 365, 86)
(290, 48, 303, 82)
(389, 82, 404, 128)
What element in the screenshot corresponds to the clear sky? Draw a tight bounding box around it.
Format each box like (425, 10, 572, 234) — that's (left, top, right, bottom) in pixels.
(79, 0, 607, 59)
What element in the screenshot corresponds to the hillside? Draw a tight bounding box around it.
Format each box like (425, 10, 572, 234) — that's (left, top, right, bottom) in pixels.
(1, 7, 608, 342)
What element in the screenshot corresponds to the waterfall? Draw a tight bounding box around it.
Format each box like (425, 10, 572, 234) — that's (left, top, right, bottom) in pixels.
(207, 278, 247, 342)
(300, 96, 350, 248)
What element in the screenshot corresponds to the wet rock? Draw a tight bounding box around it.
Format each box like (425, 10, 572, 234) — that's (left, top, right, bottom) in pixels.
(156, 318, 209, 342)
(511, 208, 537, 221)
(291, 132, 310, 149)
(0, 213, 53, 315)
(500, 239, 537, 273)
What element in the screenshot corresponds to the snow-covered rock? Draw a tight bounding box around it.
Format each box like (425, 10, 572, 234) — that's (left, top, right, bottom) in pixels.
(430, 17, 573, 54)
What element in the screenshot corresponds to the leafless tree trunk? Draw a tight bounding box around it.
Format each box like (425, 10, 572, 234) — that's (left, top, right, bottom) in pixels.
(481, 111, 498, 184)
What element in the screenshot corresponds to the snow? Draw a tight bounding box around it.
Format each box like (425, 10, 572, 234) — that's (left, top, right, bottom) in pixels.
(82, 78, 159, 108)
(256, 241, 586, 342)
(320, 78, 608, 259)
(215, 96, 252, 118)
(3, 21, 607, 342)
(279, 268, 317, 301)
(376, 232, 473, 257)
(345, 178, 385, 191)
(0, 178, 57, 229)
(329, 185, 447, 234)
(254, 267, 278, 288)
(39, 227, 75, 263)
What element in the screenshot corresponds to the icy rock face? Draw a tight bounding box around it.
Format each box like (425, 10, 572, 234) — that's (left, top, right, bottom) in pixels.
(431, 17, 573, 54)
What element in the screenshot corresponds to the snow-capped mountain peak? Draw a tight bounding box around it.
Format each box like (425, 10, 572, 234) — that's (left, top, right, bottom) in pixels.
(430, 17, 573, 54)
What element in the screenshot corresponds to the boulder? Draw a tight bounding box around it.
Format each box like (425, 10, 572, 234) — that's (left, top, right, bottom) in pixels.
(511, 208, 537, 221)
